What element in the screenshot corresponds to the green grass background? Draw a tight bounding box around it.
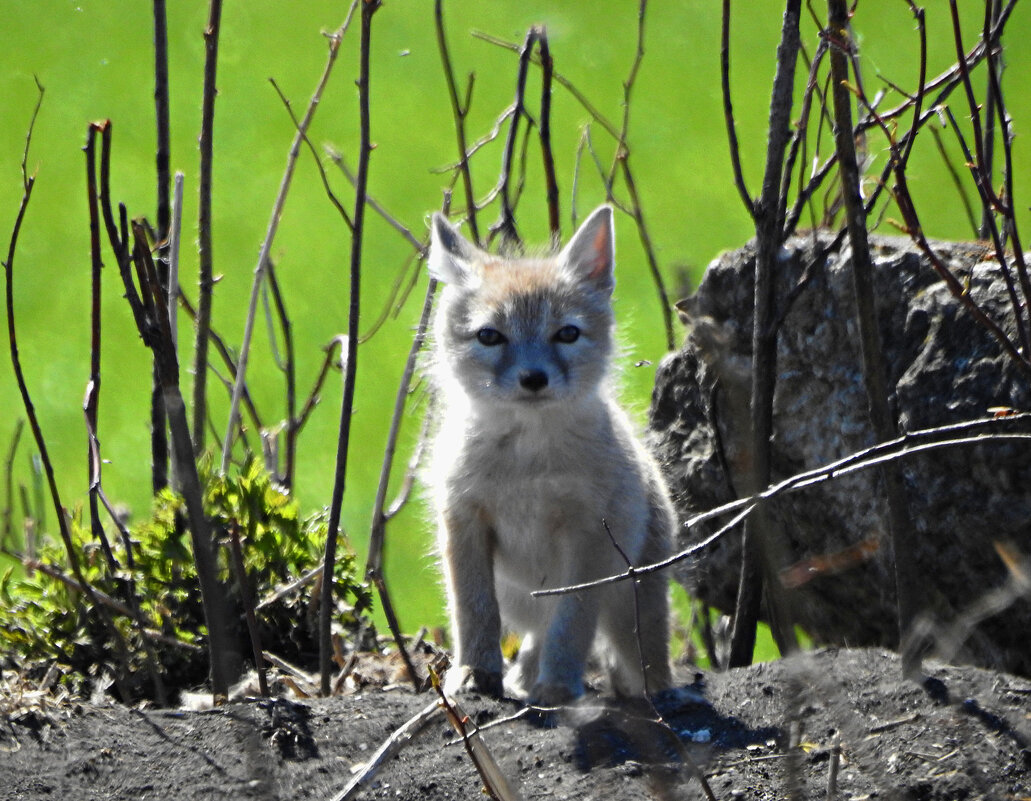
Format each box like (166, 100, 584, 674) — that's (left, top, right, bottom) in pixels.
(1, 2, 1027, 655)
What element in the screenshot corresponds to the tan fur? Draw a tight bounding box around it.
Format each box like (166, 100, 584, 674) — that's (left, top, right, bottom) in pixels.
(426, 206, 674, 704)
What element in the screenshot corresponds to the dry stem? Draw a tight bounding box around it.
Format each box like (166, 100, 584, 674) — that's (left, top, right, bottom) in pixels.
(533, 415, 1031, 597)
(220, 3, 358, 474)
(320, 0, 381, 697)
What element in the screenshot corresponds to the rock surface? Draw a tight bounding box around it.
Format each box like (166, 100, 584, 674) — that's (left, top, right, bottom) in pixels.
(649, 232, 1031, 674)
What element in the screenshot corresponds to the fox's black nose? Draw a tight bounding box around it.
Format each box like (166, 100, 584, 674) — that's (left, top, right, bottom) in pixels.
(519, 369, 549, 392)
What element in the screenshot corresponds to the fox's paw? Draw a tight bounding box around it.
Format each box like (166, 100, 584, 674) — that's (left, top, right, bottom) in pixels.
(443, 665, 504, 698)
(529, 681, 581, 708)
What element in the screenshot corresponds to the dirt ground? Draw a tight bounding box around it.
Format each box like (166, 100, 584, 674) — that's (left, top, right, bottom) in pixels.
(2, 647, 1030, 800)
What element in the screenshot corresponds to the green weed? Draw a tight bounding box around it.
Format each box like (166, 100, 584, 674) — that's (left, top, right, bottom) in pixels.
(0, 458, 372, 701)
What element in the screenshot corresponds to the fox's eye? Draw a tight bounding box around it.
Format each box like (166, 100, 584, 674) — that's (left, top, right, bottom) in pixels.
(553, 325, 581, 344)
(476, 328, 507, 346)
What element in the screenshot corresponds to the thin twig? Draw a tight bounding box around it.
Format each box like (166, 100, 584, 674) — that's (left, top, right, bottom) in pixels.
(150, 0, 171, 492)
(168, 173, 184, 356)
(262, 260, 296, 487)
(729, 0, 803, 667)
(328, 700, 441, 801)
(221, 3, 359, 474)
(271, 78, 354, 232)
(385, 406, 433, 520)
(178, 291, 267, 435)
(938, 104, 1029, 359)
(153, 0, 171, 260)
(261, 650, 319, 695)
(255, 563, 323, 612)
(1, 420, 23, 551)
(979, 0, 1002, 242)
(226, 525, 269, 697)
(193, 0, 224, 455)
(323, 150, 425, 346)
(84, 125, 118, 574)
(533, 415, 1031, 596)
(364, 273, 438, 692)
(472, 31, 621, 141)
(855, 67, 1031, 376)
(354, 248, 420, 344)
(828, 0, 919, 666)
(609, 0, 676, 350)
(320, 0, 381, 697)
(929, 125, 979, 238)
(781, 37, 828, 236)
(432, 682, 525, 801)
(435, 0, 481, 243)
(494, 26, 543, 249)
(601, 519, 651, 696)
(948, 1, 987, 203)
(325, 149, 418, 250)
(430, 107, 516, 179)
(958, 1, 1031, 351)
(536, 30, 560, 245)
(6, 106, 133, 703)
(721, 0, 755, 216)
(121, 209, 236, 700)
(855, 0, 1018, 133)
(295, 336, 346, 436)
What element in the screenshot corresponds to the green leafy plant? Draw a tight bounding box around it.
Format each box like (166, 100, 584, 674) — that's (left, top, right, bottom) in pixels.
(0, 458, 372, 701)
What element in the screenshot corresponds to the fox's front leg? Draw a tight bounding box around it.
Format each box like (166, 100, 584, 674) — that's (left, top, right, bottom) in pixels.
(532, 591, 599, 706)
(440, 507, 504, 697)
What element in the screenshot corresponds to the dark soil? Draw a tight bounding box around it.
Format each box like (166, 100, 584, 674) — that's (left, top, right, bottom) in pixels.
(3, 648, 1030, 800)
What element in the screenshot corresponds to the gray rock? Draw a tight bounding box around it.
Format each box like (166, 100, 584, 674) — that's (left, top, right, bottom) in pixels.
(648, 231, 1031, 674)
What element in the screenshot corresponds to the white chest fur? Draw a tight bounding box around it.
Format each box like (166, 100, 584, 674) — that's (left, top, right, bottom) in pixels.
(433, 392, 652, 590)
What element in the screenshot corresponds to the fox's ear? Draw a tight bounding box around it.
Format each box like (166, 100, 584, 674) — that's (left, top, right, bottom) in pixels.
(561, 205, 615, 295)
(428, 213, 479, 286)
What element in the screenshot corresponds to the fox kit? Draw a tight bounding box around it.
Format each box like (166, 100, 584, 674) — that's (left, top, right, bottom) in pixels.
(427, 206, 673, 705)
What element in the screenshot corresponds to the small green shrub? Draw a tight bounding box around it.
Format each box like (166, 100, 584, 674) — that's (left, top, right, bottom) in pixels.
(0, 458, 373, 701)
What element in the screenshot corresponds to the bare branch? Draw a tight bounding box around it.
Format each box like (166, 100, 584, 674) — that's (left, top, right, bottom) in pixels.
(264, 260, 296, 488)
(1, 420, 23, 551)
(534, 415, 1031, 597)
(227, 525, 269, 697)
(271, 79, 354, 232)
(326, 149, 420, 251)
(472, 31, 621, 140)
(432, 682, 525, 801)
(609, 0, 676, 350)
(150, 0, 171, 490)
(781, 37, 828, 237)
(537, 31, 560, 245)
(435, 0, 481, 243)
(124, 215, 237, 701)
(721, 0, 756, 217)
(328, 701, 441, 801)
(3, 101, 132, 703)
(493, 26, 543, 249)
(193, 0, 222, 456)
(364, 264, 438, 692)
(221, 2, 359, 474)
(929, 125, 979, 238)
(729, 0, 803, 667)
(84, 124, 119, 574)
(828, 0, 918, 661)
(177, 290, 267, 434)
(320, 0, 382, 697)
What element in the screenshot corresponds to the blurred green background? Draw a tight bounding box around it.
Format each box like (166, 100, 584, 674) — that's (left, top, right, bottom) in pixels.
(1, 1, 1027, 637)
